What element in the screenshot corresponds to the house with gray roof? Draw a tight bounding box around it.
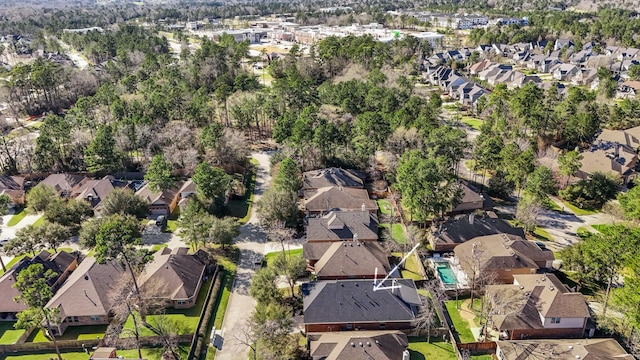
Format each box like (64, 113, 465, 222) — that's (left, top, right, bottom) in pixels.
(488, 273, 591, 340)
(302, 279, 421, 332)
(496, 338, 633, 359)
(303, 241, 390, 280)
(308, 331, 409, 360)
(138, 247, 209, 309)
(306, 211, 378, 242)
(45, 257, 126, 335)
(428, 211, 525, 252)
(303, 168, 364, 192)
(305, 187, 378, 216)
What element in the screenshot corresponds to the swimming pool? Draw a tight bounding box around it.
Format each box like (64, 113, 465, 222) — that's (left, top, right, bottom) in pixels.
(435, 261, 457, 285)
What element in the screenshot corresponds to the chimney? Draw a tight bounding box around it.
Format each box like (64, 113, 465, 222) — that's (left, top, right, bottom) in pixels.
(361, 203, 366, 212)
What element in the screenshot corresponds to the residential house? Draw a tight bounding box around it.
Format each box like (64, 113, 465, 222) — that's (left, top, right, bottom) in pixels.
(135, 181, 184, 216)
(306, 211, 378, 242)
(308, 331, 409, 360)
(569, 49, 591, 65)
(488, 273, 591, 340)
(459, 84, 488, 107)
(137, 247, 209, 309)
(495, 338, 633, 360)
(578, 143, 637, 184)
(40, 174, 88, 198)
(72, 175, 124, 213)
(304, 187, 378, 216)
(554, 39, 574, 51)
(594, 126, 640, 152)
(428, 211, 525, 252)
(303, 168, 364, 192)
(553, 64, 580, 81)
(177, 179, 196, 212)
(449, 182, 493, 215)
(302, 279, 421, 332)
(303, 241, 390, 280)
(618, 80, 640, 98)
(0, 176, 25, 205)
(45, 258, 126, 335)
(0, 251, 77, 321)
(469, 59, 493, 75)
(454, 234, 554, 284)
(574, 68, 598, 87)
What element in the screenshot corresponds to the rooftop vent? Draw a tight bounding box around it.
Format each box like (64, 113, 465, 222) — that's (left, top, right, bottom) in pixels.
(351, 342, 355, 347)
(549, 286, 555, 291)
(359, 342, 363, 347)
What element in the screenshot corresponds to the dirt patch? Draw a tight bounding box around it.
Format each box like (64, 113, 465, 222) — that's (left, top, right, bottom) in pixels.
(458, 299, 479, 327)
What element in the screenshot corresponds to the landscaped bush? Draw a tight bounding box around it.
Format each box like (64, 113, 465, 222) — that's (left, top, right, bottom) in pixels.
(559, 172, 620, 209)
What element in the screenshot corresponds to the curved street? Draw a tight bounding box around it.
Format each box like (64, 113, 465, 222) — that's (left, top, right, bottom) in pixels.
(214, 151, 271, 360)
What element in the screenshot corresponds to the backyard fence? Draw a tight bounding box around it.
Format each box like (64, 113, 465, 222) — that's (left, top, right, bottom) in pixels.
(0, 335, 192, 354)
(457, 341, 497, 353)
(187, 264, 223, 360)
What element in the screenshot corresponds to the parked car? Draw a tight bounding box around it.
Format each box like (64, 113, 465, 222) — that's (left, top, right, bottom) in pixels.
(155, 215, 166, 226)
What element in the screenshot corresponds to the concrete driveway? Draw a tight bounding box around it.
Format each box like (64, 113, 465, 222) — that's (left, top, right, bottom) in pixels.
(214, 152, 272, 360)
(0, 209, 43, 267)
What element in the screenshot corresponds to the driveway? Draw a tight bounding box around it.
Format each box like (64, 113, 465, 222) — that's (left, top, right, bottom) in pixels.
(0, 209, 43, 267)
(214, 152, 271, 360)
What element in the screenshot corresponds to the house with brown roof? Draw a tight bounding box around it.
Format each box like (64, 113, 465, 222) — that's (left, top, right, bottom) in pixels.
(0, 251, 77, 321)
(305, 187, 378, 216)
(135, 181, 184, 216)
(448, 182, 493, 215)
(454, 234, 554, 284)
(303, 241, 390, 280)
(495, 338, 633, 359)
(429, 211, 525, 252)
(177, 179, 196, 212)
(306, 211, 379, 242)
(303, 168, 364, 192)
(308, 331, 409, 360)
(45, 257, 126, 335)
(40, 173, 88, 198)
(578, 145, 637, 184)
(0, 175, 26, 205)
(138, 247, 209, 309)
(71, 175, 124, 213)
(488, 273, 591, 340)
(302, 279, 421, 333)
(595, 127, 640, 152)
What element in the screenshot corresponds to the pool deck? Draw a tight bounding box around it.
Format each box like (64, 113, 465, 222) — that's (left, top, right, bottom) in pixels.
(429, 256, 470, 290)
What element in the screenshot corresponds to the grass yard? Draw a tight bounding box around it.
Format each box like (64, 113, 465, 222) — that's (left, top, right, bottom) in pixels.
(591, 224, 613, 232)
(445, 301, 476, 343)
(392, 252, 424, 280)
(7, 208, 27, 226)
(165, 208, 180, 233)
(380, 223, 408, 244)
(560, 199, 598, 216)
(32, 216, 44, 227)
(460, 116, 483, 130)
(408, 337, 456, 360)
(377, 199, 393, 216)
(533, 227, 553, 241)
(264, 248, 303, 267)
(543, 197, 563, 212)
(5, 349, 164, 360)
(28, 324, 108, 343)
(0, 322, 25, 344)
(213, 270, 233, 329)
(121, 276, 213, 339)
(227, 158, 258, 224)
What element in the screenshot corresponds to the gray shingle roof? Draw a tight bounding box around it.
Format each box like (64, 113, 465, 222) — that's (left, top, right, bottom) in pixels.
(138, 247, 207, 301)
(312, 241, 390, 279)
(303, 168, 364, 190)
(432, 211, 525, 248)
(305, 187, 378, 214)
(306, 211, 379, 242)
(496, 339, 633, 360)
(309, 331, 409, 360)
(302, 279, 421, 325)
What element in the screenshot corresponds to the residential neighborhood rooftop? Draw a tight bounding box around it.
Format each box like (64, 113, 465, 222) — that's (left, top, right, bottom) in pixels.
(308, 330, 409, 360)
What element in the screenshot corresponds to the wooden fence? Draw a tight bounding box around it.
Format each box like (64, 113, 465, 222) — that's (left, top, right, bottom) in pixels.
(457, 341, 497, 353)
(0, 335, 192, 354)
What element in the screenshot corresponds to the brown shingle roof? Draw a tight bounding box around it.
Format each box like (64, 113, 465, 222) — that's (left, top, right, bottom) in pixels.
(138, 247, 207, 302)
(72, 176, 117, 209)
(496, 338, 633, 360)
(46, 257, 126, 317)
(308, 331, 409, 360)
(135, 181, 183, 206)
(431, 212, 525, 249)
(306, 211, 379, 242)
(305, 187, 377, 214)
(312, 242, 390, 279)
(40, 174, 88, 196)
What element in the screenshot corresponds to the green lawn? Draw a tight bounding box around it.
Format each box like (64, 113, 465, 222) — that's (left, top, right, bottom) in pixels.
(227, 158, 258, 224)
(0, 322, 26, 344)
(591, 224, 613, 232)
(213, 270, 233, 329)
(264, 248, 303, 267)
(533, 227, 553, 241)
(7, 208, 27, 226)
(377, 199, 393, 216)
(560, 199, 598, 216)
(460, 116, 483, 130)
(121, 276, 212, 339)
(28, 324, 107, 343)
(151, 244, 168, 252)
(543, 197, 562, 211)
(392, 252, 424, 280)
(165, 208, 180, 233)
(380, 223, 408, 244)
(408, 337, 456, 360)
(32, 216, 44, 227)
(445, 301, 476, 343)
